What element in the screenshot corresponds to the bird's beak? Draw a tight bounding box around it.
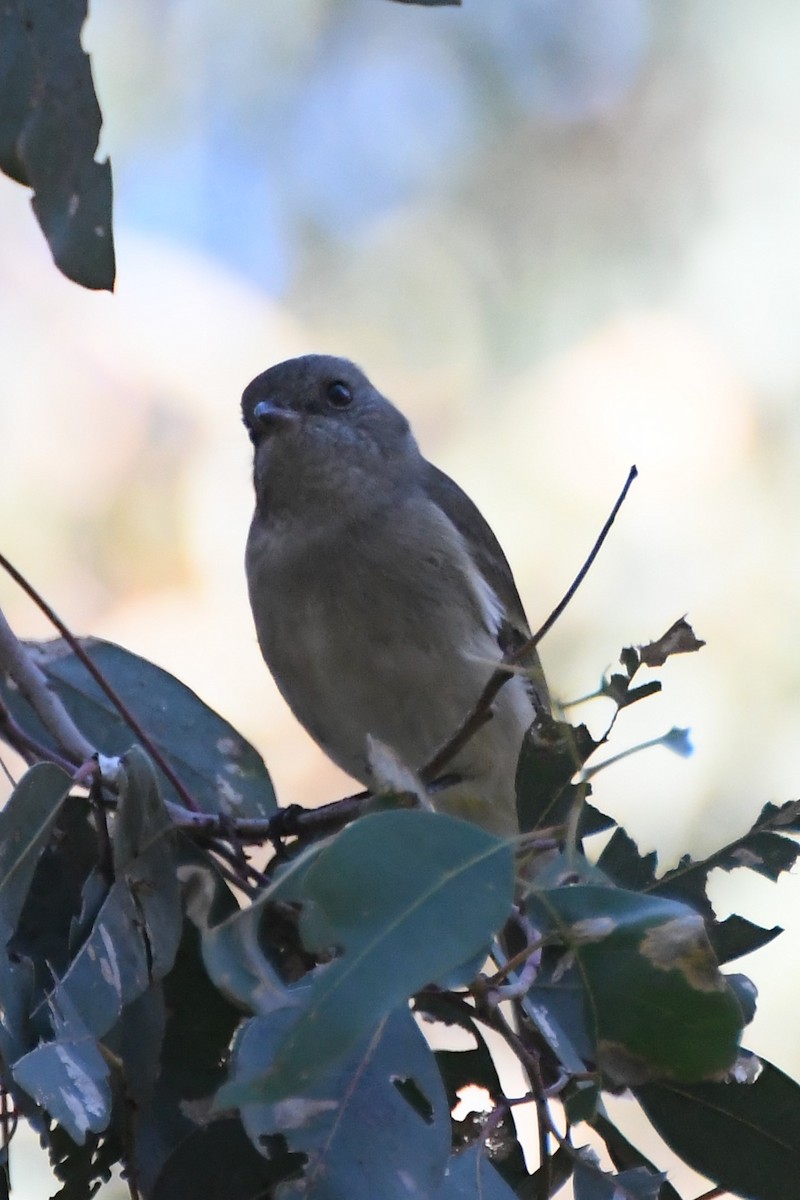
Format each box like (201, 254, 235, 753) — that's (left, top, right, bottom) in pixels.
(251, 399, 300, 436)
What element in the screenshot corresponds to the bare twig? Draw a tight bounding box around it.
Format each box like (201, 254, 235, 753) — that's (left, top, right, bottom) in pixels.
(0, 606, 95, 763)
(0, 552, 200, 812)
(422, 465, 638, 782)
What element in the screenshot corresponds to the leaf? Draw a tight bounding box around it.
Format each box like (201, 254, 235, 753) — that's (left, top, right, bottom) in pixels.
(415, 992, 525, 1181)
(637, 1058, 800, 1200)
(515, 717, 600, 833)
(709, 914, 782, 965)
(150, 1116, 300, 1200)
(527, 886, 744, 1084)
(591, 1112, 682, 1200)
(0, 638, 276, 817)
(435, 1145, 518, 1199)
(11, 796, 98, 991)
(220, 811, 514, 1102)
(47, 753, 181, 1040)
(652, 813, 800, 920)
(12, 996, 110, 1145)
(132, 912, 243, 1197)
(112, 747, 182, 977)
(573, 1159, 666, 1200)
(228, 1006, 450, 1200)
(0, 0, 114, 289)
(638, 618, 705, 668)
(0, 762, 72, 941)
(597, 828, 658, 891)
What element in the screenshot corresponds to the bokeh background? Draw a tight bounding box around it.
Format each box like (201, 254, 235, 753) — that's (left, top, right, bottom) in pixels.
(2, 0, 799, 1193)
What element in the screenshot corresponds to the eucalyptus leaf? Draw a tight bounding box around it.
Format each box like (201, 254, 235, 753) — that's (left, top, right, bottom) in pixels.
(12, 997, 110, 1145)
(527, 885, 744, 1083)
(0, 0, 115, 289)
(637, 1058, 800, 1200)
(150, 1116, 299, 1200)
(225, 1006, 450, 1200)
(240, 811, 513, 1100)
(0, 638, 275, 817)
(0, 762, 72, 941)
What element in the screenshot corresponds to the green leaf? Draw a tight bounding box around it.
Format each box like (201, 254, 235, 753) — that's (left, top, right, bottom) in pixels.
(527, 885, 744, 1083)
(0, 0, 114, 289)
(435, 1145, 518, 1198)
(515, 717, 600, 833)
(1, 638, 276, 817)
(637, 1058, 800, 1200)
(0, 762, 72, 941)
(225, 811, 514, 1101)
(226, 1006, 450, 1199)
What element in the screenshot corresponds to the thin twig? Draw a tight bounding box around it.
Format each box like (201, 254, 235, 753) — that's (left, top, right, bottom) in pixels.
(0, 605, 95, 763)
(422, 465, 638, 782)
(0, 552, 200, 812)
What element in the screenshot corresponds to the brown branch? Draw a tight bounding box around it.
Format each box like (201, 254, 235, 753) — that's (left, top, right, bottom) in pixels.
(422, 465, 638, 782)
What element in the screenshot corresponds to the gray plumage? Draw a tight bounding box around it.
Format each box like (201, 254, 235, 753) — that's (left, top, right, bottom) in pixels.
(242, 354, 548, 835)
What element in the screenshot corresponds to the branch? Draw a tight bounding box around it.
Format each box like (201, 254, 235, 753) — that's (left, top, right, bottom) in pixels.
(0, 550, 200, 812)
(422, 465, 638, 782)
(0, 606, 95, 763)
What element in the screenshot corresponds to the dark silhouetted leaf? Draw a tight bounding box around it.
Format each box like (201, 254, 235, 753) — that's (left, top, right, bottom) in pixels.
(597, 828, 657, 890)
(0, 762, 72, 941)
(516, 717, 600, 833)
(638, 618, 705, 668)
(709, 914, 782, 964)
(0, 638, 276, 817)
(573, 1159, 665, 1199)
(133, 907, 243, 1197)
(0, 0, 114, 288)
(150, 1116, 298, 1200)
(637, 1058, 800, 1200)
(527, 886, 744, 1084)
(592, 1112, 682, 1200)
(436, 1144, 518, 1198)
(229, 1006, 450, 1199)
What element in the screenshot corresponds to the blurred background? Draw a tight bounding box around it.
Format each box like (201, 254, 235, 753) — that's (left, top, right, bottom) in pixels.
(1, 0, 799, 1193)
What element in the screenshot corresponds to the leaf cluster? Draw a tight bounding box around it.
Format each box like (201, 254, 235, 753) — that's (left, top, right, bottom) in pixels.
(0, 628, 798, 1199)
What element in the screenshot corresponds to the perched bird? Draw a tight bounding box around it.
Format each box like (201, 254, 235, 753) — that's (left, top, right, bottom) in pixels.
(242, 355, 548, 836)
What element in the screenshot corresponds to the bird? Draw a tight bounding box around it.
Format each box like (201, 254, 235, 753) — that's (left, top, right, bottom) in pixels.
(241, 354, 548, 836)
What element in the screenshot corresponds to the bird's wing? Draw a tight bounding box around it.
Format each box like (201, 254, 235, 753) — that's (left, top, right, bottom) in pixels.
(423, 463, 549, 707)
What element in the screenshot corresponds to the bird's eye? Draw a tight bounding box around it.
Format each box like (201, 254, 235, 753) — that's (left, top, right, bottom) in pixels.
(326, 380, 353, 409)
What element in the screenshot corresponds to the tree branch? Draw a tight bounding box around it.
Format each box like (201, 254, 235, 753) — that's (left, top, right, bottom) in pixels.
(0, 606, 95, 763)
